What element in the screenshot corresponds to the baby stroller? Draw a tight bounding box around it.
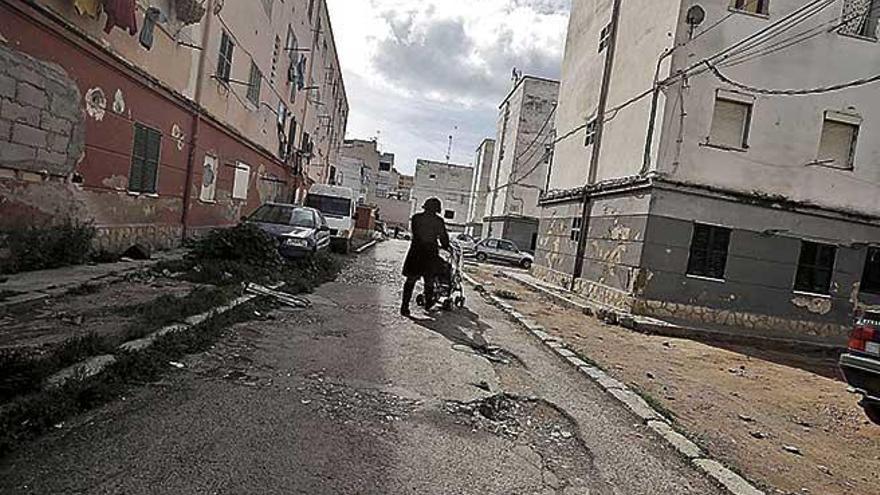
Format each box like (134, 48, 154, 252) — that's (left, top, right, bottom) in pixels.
(416, 245, 466, 310)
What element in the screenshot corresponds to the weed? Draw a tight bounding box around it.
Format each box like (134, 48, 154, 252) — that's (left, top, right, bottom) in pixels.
(0, 221, 96, 275)
(569, 348, 605, 371)
(66, 283, 103, 296)
(630, 384, 678, 422)
(0, 289, 24, 301)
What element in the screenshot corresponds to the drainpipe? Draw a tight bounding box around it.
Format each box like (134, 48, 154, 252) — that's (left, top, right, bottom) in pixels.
(571, 0, 622, 289)
(181, 0, 213, 241)
(641, 46, 675, 175)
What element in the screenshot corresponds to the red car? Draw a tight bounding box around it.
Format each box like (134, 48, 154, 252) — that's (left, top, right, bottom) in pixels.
(839, 311, 880, 424)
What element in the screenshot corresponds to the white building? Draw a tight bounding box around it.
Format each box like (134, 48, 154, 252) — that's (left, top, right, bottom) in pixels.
(484, 76, 559, 251)
(466, 139, 496, 238)
(335, 156, 370, 204)
(536, 0, 880, 344)
(411, 159, 474, 232)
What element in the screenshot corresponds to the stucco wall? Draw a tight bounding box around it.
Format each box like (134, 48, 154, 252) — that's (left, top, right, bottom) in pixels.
(467, 138, 495, 231)
(548, 0, 678, 190)
(411, 159, 473, 229)
(657, 0, 880, 217)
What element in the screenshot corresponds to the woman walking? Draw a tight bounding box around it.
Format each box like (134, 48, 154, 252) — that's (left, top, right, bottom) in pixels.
(401, 198, 450, 316)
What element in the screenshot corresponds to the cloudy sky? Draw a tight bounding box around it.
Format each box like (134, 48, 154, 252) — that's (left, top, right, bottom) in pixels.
(326, 0, 571, 175)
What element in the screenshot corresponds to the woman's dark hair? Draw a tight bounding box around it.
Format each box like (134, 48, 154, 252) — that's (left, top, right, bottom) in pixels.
(423, 197, 442, 214)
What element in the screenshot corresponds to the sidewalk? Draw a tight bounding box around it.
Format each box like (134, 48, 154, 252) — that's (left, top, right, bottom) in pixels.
(0, 250, 185, 308)
(466, 264, 880, 495)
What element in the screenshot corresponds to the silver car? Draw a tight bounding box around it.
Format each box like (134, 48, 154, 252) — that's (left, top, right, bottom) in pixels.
(246, 203, 332, 258)
(475, 238, 533, 269)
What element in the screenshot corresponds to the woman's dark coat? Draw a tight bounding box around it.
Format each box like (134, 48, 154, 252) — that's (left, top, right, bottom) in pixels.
(402, 212, 450, 278)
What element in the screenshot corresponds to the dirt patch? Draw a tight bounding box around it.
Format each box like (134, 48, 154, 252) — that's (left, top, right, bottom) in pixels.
(468, 266, 880, 495)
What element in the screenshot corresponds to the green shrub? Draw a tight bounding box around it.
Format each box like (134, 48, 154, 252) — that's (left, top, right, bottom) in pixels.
(0, 221, 96, 274)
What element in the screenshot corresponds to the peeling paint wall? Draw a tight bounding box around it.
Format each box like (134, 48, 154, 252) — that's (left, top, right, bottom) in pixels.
(0, 3, 297, 252)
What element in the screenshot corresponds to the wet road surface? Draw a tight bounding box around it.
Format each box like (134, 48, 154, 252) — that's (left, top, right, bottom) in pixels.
(0, 240, 724, 494)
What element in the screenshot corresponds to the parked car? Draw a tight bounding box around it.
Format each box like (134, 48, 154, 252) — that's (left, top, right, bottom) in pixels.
(246, 203, 331, 258)
(306, 184, 356, 253)
(839, 311, 880, 424)
(474, 238, 533, 269)
(452, 233, 478, 254)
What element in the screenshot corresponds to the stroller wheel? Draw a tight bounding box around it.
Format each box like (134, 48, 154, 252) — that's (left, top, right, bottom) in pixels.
(443, 299, 454, 311)
(456, 296, 466, 308)
(416, 294, 425, 306)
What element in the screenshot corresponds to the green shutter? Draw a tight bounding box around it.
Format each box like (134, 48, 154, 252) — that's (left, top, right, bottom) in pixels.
(129, 124, 147, 192)
(143, 128, 161, 193)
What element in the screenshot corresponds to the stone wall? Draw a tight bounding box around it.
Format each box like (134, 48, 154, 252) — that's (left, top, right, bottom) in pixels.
(0, 43, 83, 178)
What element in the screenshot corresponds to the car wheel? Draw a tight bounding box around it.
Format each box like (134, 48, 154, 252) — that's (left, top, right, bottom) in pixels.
(476, 252, 488, 262)
(862, 400, 880, 425)
(520, 259, 532, 269)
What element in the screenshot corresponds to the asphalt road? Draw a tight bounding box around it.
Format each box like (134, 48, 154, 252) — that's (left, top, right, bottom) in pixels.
(0, 240, 724, 494)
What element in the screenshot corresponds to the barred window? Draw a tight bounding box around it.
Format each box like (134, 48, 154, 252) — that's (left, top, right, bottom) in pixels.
(731, 0, 770, 15)
(687, 223, 731, 280)
(840, 0, 880, 38)
(794, 241, 837, 295)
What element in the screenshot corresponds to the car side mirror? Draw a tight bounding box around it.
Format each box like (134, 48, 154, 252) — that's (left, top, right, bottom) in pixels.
(319, 225, 331, 232)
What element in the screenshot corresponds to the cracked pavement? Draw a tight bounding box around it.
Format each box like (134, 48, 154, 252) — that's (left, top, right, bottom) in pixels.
(0, 240, 725, 494)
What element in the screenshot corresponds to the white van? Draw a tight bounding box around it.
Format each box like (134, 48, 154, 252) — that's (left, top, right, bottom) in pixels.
(306, 184, 356, 253)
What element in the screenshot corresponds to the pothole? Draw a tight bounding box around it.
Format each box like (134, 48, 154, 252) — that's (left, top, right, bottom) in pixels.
(445, 393, 608, 494)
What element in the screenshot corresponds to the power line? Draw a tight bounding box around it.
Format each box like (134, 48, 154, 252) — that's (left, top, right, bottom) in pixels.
(512, 103, 558, 163)
(721, 2, 880, 68)
(706, 61, 880, 95)
(691, 0, 764, 41)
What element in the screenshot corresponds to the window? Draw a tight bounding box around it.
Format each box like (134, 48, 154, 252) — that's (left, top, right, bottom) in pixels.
(840, 0, 880, 38)
(246, 61, 262, 106)
(444, 210, 455, 220)
(271, 36, 281, 85)
(817, 112, 859, 169)
(129, 123, 161, 194)
(217, 32, 234, 83)
(709, 96, 752, 149)
(686, 223, 731, 280)
(570, 217, 582, 241)
(484, 239, 499, 249)
(308, 0, 316, 22)
(379, 162, 392, 172)
(429, 173, 437, 180)
(544, 144, 554, 165)
(499, 241, 516, 251)
(794, 241, 837, 295)
(233, 162, 250, 200)
(599, 23, 611, 52)
(861, 247, 880, 294)
(584, 118, 598, 146)
(731, 0, 770, 15)
(200, 155, 217, 202)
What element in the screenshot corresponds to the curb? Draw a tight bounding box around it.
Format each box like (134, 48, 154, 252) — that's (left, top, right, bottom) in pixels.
(354, 240, 379, 254)
(461, 272, 766, 495)
(501, 271, 842, 359)
(45, 293, 260, 390)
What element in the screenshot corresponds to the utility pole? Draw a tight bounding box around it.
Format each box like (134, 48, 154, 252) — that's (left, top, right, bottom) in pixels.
(571, 0, 622, 288)
(487, 104, 510, 238)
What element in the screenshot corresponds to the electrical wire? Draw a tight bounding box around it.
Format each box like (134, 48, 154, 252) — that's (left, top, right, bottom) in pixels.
(721, 2, 880, 68)
(511, 103, 557, 163)
(691, 0, 765, 42)
(706, 61, 880, 95)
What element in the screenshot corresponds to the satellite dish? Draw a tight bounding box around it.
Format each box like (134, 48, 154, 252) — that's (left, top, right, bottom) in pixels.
(686, 5, 706, 27)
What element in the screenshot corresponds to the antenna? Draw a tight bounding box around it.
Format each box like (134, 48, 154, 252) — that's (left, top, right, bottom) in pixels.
(445, 125, 458, 163)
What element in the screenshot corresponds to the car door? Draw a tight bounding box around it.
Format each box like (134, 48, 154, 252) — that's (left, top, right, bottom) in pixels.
(498, 240, 518, 263)
(481, 239, 498, 259)
(315, 211, 331, 251)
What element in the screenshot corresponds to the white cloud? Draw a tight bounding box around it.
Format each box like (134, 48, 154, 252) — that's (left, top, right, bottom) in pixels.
(328, 0, 569, 173)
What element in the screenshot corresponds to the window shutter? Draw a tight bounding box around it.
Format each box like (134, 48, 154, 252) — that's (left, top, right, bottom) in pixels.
(142, 128, 161, 193)
(129, 125, 147, 192)
(818, 119, 857, 168)
(710, 99, 749, 148)
(233, 162, 250, 200)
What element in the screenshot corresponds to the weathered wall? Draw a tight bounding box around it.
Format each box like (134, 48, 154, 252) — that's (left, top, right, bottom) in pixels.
(467, 138, 495, 234)
(657, 0, 880, 217)
(411, 160, 473, 230)
(548, 0, 678, 190)
(485, 217, 539, 253)
(0, 2, 297, 252)
(635, 186, 880, 343)
(373, 196, 411, 228)
(0, 43, 83, 180)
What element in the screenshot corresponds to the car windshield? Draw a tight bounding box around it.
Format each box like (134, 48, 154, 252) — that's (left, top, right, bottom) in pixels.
(249, 204, 314, 227)
(306, 194, 351, 217)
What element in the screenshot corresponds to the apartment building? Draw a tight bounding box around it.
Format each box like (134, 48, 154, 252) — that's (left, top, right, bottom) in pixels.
(536, 0, 880, 344)
(484, 76, 559, 252)
(411, 159, 474, 232)
(397, 173, 414, 201)
(466, 138, 496, 238)
(335, 156, 370, 204)
(0, 0, 347, 251)
(376, 152, 396, 199)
